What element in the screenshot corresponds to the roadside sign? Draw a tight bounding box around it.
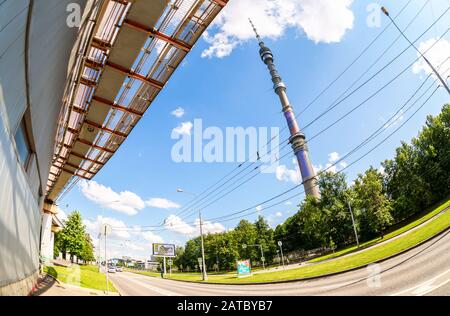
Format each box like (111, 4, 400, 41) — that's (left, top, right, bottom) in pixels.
(261, 257, 265, 262)
(278, 241, 282, 246)
(152, 243, 176, 257)
(237, 259, 251, 276)
(168, 259, 173, 266)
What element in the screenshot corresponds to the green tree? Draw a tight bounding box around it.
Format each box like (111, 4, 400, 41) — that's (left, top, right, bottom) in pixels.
(354, 167, 393, 239)
(317, 172, 354, 247)
(254, 216, 276, 264)
(79, 233, 95, 263)
(233, 220, 258, 263)
(58, 211, 87, 260)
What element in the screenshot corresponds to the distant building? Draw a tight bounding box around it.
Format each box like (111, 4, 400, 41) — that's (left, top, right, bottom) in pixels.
(145, 259, 159, 271)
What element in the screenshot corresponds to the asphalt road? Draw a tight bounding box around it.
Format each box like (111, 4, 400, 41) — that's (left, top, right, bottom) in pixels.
(110, 229, 450, 296)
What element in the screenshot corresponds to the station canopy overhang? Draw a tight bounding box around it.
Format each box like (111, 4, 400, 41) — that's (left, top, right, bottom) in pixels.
(45, 0, 228, 202)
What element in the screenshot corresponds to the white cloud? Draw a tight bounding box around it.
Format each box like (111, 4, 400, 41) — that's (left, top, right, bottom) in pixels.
(381, 109, 405, 130)
(256, 205, 263, 211)
(171, 107, 185, 118)
(84, 216, 131, 239)
(164, 215, 196, 236)
(412, 38, 450, 83)
(275, 164, 301, 184)
(146, 198, 180, 210)
(328, 152, 340, 163)
(195, 219, 226, 235)
(314, 151, 348, 175)
(172, 121, 193, 136)
(163, 214, 225, 236)
(267, 211, 285, 227)
(79, 180, 145, 216)
(202, 0, 354, 58)
(83, 216, 164, 260)
(285, 201, 292, 205)
(325, 163, 338, 174)
(56, 208, 67, 222)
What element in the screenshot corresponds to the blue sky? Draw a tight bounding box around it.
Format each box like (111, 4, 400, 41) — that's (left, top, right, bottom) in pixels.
(58, 0, 450, 259)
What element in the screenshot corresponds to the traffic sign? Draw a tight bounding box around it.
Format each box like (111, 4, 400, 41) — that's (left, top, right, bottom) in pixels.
(278, 241, 282, 246)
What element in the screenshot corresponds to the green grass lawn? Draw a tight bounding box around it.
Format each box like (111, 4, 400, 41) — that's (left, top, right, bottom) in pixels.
(308, 196, 450, 263)
(44, 265, 117, 292)
(134, 199, 450, 284)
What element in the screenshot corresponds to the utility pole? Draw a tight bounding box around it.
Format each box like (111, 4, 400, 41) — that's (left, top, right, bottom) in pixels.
(249, 19, 320, 198)
(381, 6, 450, 95)
(177, 188, 208, 281)
(347, 200, 360, 248)
(199, 210, 208, 281)
(101, 223, 111, 295)
(104, 225, 109, 295)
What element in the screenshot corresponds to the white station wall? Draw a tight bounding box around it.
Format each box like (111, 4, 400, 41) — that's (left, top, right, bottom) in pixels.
(0, 0, 86, 289)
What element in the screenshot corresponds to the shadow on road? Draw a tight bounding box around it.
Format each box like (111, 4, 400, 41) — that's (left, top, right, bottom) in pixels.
(31, 270, 58, 296)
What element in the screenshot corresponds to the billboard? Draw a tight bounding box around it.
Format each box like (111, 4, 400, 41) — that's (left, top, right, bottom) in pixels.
(237, 259, 251, 276)
(152, 243, 176, 257)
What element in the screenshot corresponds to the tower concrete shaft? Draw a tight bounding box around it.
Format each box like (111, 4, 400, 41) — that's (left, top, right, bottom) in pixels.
(250, 20, 320, 198)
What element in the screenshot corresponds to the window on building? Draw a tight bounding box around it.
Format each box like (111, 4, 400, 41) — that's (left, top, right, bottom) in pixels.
(14, 120, 31, 169)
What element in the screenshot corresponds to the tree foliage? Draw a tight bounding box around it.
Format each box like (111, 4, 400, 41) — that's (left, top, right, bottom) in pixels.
(54, 211, 94, 263)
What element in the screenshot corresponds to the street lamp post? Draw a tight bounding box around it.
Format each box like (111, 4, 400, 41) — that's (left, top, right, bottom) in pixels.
(97, 232, 102, 272)
(177, 188, 208, 281)
(278, 241, 285, 269)
(242, 243, 265, 270)
(101, 223, 112, 295)
(347, 200, 360, 248)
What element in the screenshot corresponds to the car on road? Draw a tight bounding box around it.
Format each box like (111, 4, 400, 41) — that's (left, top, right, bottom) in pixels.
(116, 267, 123, 272)
(107, 264, 116, 273)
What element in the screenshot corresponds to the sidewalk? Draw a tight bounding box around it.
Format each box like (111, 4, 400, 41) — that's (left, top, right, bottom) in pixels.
(32, 274, 120, 296)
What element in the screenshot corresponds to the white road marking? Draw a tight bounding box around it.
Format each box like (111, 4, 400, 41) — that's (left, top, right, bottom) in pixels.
(391, 269, 450, 296)
(115, 273, 182, 296)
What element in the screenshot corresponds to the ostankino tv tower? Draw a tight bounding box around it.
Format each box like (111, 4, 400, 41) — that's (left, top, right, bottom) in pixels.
(250, 20, 320, 198)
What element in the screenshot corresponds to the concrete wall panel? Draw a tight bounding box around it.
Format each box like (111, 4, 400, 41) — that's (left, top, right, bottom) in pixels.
(0, 0, 87, 294)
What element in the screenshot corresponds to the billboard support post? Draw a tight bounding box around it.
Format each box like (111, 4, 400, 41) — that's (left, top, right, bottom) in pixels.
(163, 256, 167, 276)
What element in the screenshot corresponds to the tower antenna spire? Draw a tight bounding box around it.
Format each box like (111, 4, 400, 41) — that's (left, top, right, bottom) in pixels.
(249, 19, 320, 199)
(248, 18, 263, 44)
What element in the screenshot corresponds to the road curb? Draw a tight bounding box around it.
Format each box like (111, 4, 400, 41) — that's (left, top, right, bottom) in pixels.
(160, 225, 450, 286)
